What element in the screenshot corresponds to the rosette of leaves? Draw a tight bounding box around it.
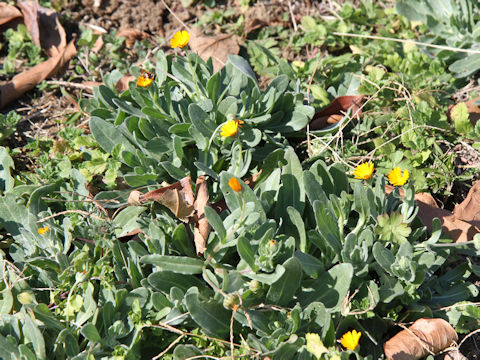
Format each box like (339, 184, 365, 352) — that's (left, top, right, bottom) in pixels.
(86, 52, 314, 187)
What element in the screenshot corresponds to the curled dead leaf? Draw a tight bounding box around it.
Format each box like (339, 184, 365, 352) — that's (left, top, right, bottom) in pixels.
(115, 75, 136, 93)
(0, 2, 76, 109)
(128, 190, 142, 206)
(136, 177, 194, 221)
(92, 33, 104, 53)
(193, 176, 210, 255)
(18, 1, 66, 57)
(0, 3, 22, 26)
(0, 39, 77, 109)
(309, 95, 364, 131)
(453, 181, 480, 228)
(189, 27, 240, 72)
(442, 349, 468, 360)
(384, 318, 458, 360)
(385, 184, 480, 242)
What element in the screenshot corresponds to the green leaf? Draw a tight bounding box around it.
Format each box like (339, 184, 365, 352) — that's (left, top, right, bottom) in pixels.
(185, 287, 231, 338)
(372, 242, 396, 275)
(155, 50, 168, 85)
(449, 54, 480, 78)
(305, 333, 329, 359)
(172, 223, 196, 257)
(276, 148, 305, 226)
(23, 313, 46, 360)
(312, 200, 342, 256)
(80, 323, 101, 343)
(228, 55, 257, 84)
(33, 304, 64, 331)
(207, 72, 220, 104)
(174, 345, 203, 360)
(287, 207, 307, 252)
(112, 206, 146, 236)
(299, 263, 353, 310)
(204, 206, 226, 241)
(188, 103, 216, 138)
(450, 102, 474, 136)
(0, 334, 20, 359)
(0, 147, 14, 193)
(148, 271, 205, 294)
(112, 98, 144, 117)
(266, 257, 302, 306)
(303, 170, 329, 204)
(237, 236, 258, 272)
(89, 117, 135, 155)
(55, 329, 79, 358)
(28, 180, 61, 216)
(243, 264, 285, 285)
(141, 255, 204, 274)
(0, 288, 13, 314)
(76, 282, 97, 326)
(294, 251, 324, 278)
(0, 193, 36, 237)
(376, 212, 411, 244)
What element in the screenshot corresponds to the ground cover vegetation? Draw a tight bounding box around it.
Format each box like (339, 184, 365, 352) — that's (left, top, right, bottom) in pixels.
(0, 0, 480, 359)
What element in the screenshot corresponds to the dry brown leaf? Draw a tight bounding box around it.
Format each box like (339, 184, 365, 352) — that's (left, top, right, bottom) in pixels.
(136, 177, 194, 221)
(385, 185, 480, 242)
(128, 190, 142, 206)
(91, 32, 104, 53)
(309, 95, 364, 131)
(0, 3, 22, 26)
(17, 1, 40, 46)
(453, 181, 480, 228)
(0, 2, 75, 109)
(384, 318, 458, 360)
(442, 349, 468, 360)
(0, 39, 77, 109)
(116, 28, 150, 48)
(189, 27, 240, 72)
(18, 1, 66, 57)
(115, 75, 136, 93)
(193, 176, 210, 255)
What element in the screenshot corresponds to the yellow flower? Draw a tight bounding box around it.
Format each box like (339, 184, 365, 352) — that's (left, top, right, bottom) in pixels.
(340, 329, 361, 351)
(136, 70, 154, 87)
(220, 119, 244, 137)
(170, 30, 190, 48)
(38, 226, 49, 235)
(388, 167, 409, 186)
(353, 162, 374, 180)
(228, 177, 242, 192)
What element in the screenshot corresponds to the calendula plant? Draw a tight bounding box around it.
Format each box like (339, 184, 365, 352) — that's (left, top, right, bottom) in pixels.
(86, 49, 313, 188)
(1, 140, 479, 359)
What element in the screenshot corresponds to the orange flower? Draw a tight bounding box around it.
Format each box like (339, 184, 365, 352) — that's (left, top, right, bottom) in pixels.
(38, 226, 49, 235)
(228, 177, 242, 192)
(136, 70, 154, 87)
